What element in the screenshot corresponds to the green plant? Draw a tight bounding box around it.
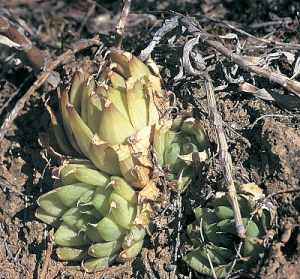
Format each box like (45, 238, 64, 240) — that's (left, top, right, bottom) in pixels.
(35, 161, 146, 272)
(184, 183, 274, 278)
(153, 116, 209, 189)
(48, 49, 167, 191)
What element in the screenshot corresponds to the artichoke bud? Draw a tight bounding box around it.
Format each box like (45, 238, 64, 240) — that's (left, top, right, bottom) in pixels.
(184, 183, 275, 277)
(48, 50, 168, 194)
(153, 117, 209, 189)
(38, 48, 203, 273)
(36, 162, 147, 272)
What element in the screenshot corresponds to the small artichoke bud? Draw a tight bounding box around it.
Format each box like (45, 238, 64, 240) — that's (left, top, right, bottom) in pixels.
(184, 183, 275, 277)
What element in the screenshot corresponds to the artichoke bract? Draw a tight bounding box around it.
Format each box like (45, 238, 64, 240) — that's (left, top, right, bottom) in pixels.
(49, 49, 167, 191)
(153, 116, 209, 189)
(35, 161, 146, 272)
(183, 183, 274, 278)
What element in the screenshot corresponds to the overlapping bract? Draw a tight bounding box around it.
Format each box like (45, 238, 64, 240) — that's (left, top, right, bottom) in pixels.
(153, 116, 209, 189)
(35, 162, 145, 272)
(49, 49, 167, 189)
(183, 183, 274, 278)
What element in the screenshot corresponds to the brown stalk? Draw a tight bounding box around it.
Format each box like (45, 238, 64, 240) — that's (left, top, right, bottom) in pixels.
(200, 15, 300, 51)
(203, 76, 246, 239)
(115, 0, 132, 49)
(39, 229, 54, 279)
(205, 38, 300, 99)
(179, 15, 300, 99)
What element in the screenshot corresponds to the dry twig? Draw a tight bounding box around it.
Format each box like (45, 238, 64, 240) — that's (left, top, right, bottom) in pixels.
(115, 0, 132, 49)
(0, 75, 33, 116)
(200, 15, 300, 51)
(262, 189, 300, 203)
(78, 1, 96, 35)
(140, 16, 179, 61)
(39, 229, 54, 279)
(239, 82, 300, 110)
(179, 16, 300, 100)
(0, 36, 101, 142)
(205, 39, 300, 99)
(203, 77, 246, 238)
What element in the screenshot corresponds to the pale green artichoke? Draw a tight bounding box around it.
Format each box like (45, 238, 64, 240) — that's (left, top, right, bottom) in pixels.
(184, 183, 274, 278)
(153, 116, 209, 189)
(49, 49, 167, 190)
(35, 161, 146, 272)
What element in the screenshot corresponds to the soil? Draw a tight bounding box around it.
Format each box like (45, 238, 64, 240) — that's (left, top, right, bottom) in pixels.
(0, 1, 300, 279)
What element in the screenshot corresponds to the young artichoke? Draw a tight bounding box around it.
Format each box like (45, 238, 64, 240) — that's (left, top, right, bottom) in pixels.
(35, 161, 146, 272)
(153, 116, 209, 189)
(183, 183, 274, 278)
(49, 49, 167, 190)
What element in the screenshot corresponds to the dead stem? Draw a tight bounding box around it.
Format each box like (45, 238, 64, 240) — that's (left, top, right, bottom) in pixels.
(140, 16, 179, 61)
(203, 76, 246, 239)
(205, 38, 300, 98)
(262, 189, 300, 203)
(39, 229, 54, 279)
(179, 15, 300, 99)
(78, 1, 96, 35)
(200, 15, 300, 51)
(115, 0, 132, 49)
